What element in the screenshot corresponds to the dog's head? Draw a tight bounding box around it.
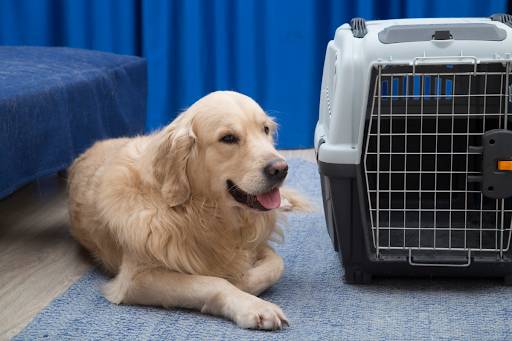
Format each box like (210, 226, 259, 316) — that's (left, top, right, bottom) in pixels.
(153, 91, 287, 211)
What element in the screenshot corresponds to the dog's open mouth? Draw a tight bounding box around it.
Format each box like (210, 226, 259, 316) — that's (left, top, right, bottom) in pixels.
(226, 180, 281, 211)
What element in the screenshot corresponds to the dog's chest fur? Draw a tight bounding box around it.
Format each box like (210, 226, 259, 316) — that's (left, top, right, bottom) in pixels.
(144, 202, 278, 281)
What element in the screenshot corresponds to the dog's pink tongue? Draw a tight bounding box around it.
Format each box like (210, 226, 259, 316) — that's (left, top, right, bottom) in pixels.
(256, 188, 281, 209)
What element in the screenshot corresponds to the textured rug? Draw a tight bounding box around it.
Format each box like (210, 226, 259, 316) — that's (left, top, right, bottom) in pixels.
(15, 159, 512, 340)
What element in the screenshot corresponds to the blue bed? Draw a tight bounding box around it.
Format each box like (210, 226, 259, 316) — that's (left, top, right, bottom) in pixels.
(0, 46, 147, 198)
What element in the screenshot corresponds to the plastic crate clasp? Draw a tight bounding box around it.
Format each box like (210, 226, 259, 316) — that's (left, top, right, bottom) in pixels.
(468, 129, 512, 199)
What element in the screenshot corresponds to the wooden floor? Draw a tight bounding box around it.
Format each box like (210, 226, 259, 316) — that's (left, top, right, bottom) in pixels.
(0, 149, 315, 339)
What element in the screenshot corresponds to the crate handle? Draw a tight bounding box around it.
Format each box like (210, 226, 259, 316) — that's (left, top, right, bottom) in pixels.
(408, 249, 472, 267)
(411, 56, 478, 74)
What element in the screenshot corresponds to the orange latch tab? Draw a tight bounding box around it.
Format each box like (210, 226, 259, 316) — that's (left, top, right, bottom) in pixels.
(498, 160, 512, 171)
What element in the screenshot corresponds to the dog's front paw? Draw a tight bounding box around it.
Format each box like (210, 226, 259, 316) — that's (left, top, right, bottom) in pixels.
(235, 256, 284, 296)
(232, 297, 289, 330)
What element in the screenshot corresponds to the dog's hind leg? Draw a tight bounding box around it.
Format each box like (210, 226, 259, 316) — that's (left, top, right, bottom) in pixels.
(279, 187, 313, 212)
(103, 255, 289, 330)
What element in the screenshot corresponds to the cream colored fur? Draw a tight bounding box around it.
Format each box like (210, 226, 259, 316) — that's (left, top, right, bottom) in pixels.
(67, 91, 308, 330)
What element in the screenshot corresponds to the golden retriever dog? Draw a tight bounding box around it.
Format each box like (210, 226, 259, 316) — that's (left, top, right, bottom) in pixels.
(67, 91, 308, 330)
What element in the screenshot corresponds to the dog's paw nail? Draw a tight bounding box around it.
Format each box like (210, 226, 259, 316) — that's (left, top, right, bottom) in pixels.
(234, 299, 287, 331)
(256, 314, 263, 329)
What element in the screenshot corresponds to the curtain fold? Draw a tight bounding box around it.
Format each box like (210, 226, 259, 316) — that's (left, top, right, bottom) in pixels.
(0, 0, 508, 148)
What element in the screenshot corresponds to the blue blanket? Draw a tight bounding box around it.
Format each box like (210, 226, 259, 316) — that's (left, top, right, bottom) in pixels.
(0, 46, 146, 198)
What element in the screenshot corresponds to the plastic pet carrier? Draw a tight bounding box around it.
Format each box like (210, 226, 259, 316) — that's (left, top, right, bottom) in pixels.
(315, 15, 512, 283)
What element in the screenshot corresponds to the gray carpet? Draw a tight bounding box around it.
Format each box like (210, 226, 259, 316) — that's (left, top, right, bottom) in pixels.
(15, 159, 512, 340)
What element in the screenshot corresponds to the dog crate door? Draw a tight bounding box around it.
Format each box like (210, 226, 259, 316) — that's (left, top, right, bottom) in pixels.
(363, 61, 512, 262)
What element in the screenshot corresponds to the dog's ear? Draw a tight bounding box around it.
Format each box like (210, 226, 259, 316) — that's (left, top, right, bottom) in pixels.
(153, 124, 195, 207)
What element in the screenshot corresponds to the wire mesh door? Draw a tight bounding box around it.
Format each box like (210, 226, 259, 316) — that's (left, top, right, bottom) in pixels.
(363, 62, 512, 261)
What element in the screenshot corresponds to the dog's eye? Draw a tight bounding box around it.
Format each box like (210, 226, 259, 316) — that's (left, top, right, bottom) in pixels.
(220, 134, 239, 144)
(264, 126, 270, 135)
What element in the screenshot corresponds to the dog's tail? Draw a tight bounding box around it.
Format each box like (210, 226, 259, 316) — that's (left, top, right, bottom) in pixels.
(279, 187, 314, 212)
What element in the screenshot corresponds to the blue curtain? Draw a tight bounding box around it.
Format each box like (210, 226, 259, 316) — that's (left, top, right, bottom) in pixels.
(0, 0, 508, 148)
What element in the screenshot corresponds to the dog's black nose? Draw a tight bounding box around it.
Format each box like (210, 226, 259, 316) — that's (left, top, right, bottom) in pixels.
(264, 159, 288, 182)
